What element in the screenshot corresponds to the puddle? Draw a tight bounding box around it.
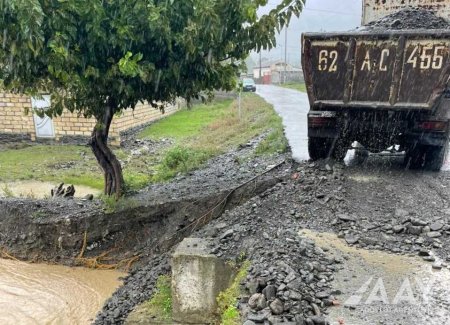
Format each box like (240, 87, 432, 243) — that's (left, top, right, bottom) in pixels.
(0, 258, 124, 325)
(0, 181, 100, 199)
(301, 229, 450, 325)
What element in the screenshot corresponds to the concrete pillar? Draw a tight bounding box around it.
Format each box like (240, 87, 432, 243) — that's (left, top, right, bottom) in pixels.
(171, 238, 235, 324)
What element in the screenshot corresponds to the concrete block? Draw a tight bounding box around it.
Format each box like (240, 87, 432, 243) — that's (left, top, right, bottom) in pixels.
(171, 238, 235, 324)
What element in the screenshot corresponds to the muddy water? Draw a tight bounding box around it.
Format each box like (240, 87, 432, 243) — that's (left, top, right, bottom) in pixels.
(301, 230, 450, 325)
(0, 259, 124, 325)
(0, 181, 100, 199)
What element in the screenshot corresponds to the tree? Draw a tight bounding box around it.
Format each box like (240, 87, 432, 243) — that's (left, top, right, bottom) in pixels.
(0, 0, 305, 198)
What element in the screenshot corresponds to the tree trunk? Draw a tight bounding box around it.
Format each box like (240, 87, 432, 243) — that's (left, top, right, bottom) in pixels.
(89, 105, 124, 199)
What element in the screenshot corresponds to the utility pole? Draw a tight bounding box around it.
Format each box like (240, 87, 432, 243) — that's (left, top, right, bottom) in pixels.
(284, 27, 287, 84)
(259, 51, 262, 82)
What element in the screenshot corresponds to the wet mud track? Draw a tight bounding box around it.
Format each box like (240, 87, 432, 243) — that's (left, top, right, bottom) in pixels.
(230, 84, 450, 324)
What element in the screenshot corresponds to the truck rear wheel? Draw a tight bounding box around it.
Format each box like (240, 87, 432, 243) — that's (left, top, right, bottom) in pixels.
(308, 137, 349, 161)
(308, 137, 333, 160)
(404, 145, 426, 169)
(404, 144, 447, 171)
(426, 145, 448, 171)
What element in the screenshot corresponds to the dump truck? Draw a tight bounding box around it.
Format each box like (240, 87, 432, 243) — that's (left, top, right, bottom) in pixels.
(302, 0, 450, 170)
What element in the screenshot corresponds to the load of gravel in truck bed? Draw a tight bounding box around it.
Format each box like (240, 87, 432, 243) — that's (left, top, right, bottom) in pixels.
(361, 7, 450, 31)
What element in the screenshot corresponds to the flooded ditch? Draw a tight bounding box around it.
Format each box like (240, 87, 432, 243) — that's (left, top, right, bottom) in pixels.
(0, 181, 100, 199)
(0, 159, 287, 323)
(0, 258, 124, 325)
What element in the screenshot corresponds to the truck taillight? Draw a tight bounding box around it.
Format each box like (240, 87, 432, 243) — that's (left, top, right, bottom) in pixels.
(417, 121, 448, 131)
(308, 116, 336, 128)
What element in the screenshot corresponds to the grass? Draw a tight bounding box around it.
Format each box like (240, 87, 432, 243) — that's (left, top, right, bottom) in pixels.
(144, 275, 173, 321)
(0, 145, 103, 189)
(143, 93, 287, 181)
(217, 261, 250, 325)
(138, 99, 233, 140)
(279, 82, 306, 92)
(0, 94, 287, 196)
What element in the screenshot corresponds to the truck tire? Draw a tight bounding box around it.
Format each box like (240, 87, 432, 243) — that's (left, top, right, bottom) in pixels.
(425, 144, 448, 171)
(308, 137, 333, 160)
(404, 144, 448, 171)
(404, 145, 426, 169)
(332, 137, 350, 160)
(308, 137, 349, 161)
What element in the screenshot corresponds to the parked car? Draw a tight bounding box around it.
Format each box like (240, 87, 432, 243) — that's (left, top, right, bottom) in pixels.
(242, 78, 256, 92)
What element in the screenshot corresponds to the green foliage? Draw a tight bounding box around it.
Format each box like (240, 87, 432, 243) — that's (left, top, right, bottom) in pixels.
(99, 194, 140, 214)
(0, 0, 306, 120)
(255, 122, 289, 155)
(217, 261, 251, 325)
(156, 146, 212, 181)
(145, 275, 173, 321)
(139, 100, 233, 140)
(0, 144, 103, 188)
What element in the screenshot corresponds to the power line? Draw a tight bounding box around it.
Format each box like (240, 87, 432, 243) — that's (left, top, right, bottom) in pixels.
(265, 2, 360, 16)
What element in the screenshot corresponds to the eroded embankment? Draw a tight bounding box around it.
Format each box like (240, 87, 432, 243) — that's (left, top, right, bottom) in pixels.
(0, 149, 289, 267)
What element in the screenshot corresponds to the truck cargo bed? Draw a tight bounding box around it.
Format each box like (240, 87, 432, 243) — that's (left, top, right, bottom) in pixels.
(302, 30, 450, 111)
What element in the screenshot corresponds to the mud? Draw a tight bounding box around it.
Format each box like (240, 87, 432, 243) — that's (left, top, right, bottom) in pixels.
(0, 180, 100, 199)
(0, 258, 124, 325)
(302, 230, 450, 325)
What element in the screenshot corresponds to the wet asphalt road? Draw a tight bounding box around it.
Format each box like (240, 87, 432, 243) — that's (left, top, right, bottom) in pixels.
(256, 85, 310, 162)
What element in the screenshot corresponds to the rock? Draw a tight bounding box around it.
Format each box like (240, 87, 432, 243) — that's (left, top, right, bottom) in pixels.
(248, 293, 266, 310)
(416, 237, 425, 245)
(315, 291, 330, 299)
(247, 280, 260, 295)
(243, 321, 256, 325)
(345, 234, 359, 245)
(395, 208, 409, 217)
(269, 299, 284, 315)
(407, 225, 423, 235)
(430, 222, 444, 231)
(338, 214, 356, 222)
(220, 229, 234, 240)
(284, 272, 297, 283)
(289, 290, 302, 301)
(311, 303, 321, 316)
(411, 219, 428, 227)
(432, 262, 443, 270)
(262, 285, 277, 301)
(295, 315, 306, 325)
(310, 316, 328, 325)
(423, 256, 436, 262)
(392, 225, 405, 233)
(82, 194, 94, 201)
(247, 311, 269, 322)
(426, 231, 442, 238)
(418, 249, 431, 257)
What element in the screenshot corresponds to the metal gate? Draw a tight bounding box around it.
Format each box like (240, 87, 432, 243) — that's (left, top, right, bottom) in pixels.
(32, 95, 55, 138)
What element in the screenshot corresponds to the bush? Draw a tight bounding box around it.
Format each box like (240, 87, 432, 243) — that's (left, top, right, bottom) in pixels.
(155, 146, 212, 181)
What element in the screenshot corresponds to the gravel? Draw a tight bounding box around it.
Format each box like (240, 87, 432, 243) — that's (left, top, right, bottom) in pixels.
(361, 7, 450, 31)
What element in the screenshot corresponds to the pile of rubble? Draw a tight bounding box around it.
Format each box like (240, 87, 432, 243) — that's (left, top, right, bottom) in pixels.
(362, 7, 450, 30)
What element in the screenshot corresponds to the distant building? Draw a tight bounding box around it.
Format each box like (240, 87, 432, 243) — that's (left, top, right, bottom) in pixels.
(253, 60, 304, 84)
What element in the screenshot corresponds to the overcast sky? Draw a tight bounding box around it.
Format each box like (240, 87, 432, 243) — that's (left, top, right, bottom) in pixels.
(251, 0, 363, 67)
